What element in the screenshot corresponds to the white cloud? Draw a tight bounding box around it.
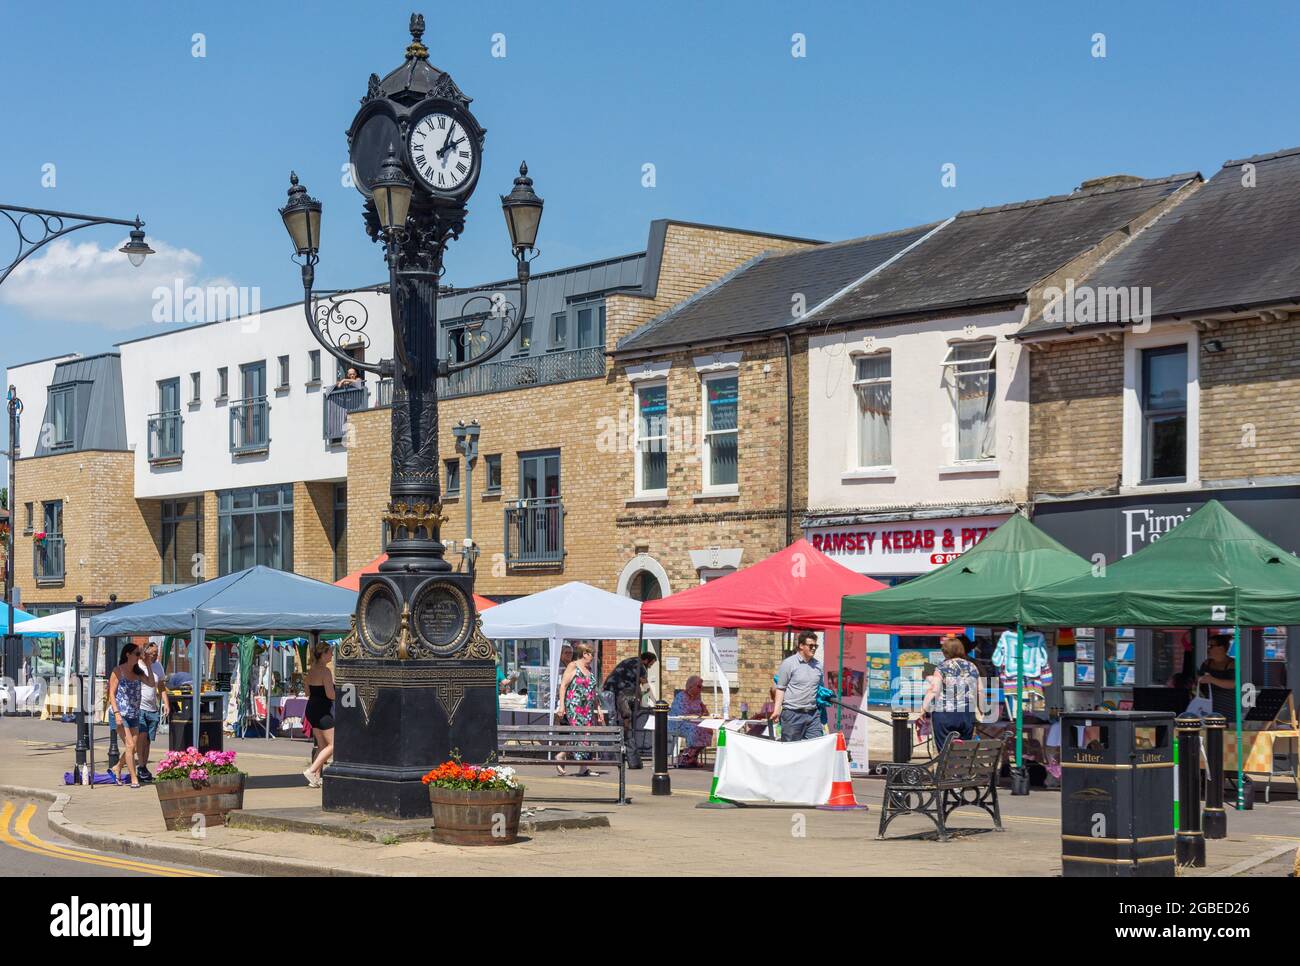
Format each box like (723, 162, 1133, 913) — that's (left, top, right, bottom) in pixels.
(0, 237, 241, 330)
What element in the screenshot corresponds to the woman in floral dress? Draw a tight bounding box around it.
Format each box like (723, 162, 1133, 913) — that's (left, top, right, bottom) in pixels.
(556, 643, 606, 776)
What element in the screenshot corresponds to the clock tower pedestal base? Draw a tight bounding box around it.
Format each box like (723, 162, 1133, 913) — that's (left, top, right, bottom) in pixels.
(323, 571, 499, 819)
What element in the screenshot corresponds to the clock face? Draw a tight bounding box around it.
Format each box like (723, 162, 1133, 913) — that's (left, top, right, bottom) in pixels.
(408, 112, 477, 194)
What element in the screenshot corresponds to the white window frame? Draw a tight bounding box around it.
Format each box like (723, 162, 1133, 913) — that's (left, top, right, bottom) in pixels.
(1121, 327, 1199, 492)
(940, 339, 998, 464)
(697, 566, 739, 689)
(851, 350, 892, 470)
(308, 349, 321, 383)
(700, 371, 739, 494)
(634, 379, 669, 498)
(189, 372, 201, 405)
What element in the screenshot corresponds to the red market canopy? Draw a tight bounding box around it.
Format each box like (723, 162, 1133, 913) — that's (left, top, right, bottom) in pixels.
(334, 553, 498, 612)
(639, 538, 955, 634)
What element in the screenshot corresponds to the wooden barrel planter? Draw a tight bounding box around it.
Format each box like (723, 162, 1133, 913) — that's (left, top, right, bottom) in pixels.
(155, 773, 246, 831)
(428, 786, 524, 845)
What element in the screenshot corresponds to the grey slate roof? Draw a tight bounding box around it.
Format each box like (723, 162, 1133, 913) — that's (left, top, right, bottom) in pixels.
(615, 224, 937, 354)
(805, 173, 1198, 329)
(33, 353, 128, 455)
(1020, 147, 1300, 335)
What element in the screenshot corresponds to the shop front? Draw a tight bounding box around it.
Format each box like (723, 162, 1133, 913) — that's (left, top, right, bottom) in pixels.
(1032, 485, 1299, 714)
(805, 510, 1011, 706)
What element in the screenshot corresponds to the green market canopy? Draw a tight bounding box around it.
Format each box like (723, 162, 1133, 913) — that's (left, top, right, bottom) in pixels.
(839, 513, 1094, 627)
(1019, 500, 1300, 627)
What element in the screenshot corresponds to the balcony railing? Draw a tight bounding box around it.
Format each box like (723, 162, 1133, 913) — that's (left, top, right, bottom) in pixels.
(377, 378, 394, 407)
(147, 410, 183, 463)
(229, 396, 269, 454)
(35, 535, 65, 583)
(440, 346, 605, 400)
(322, 384, 368, 443)
(504, 497, 565, 566)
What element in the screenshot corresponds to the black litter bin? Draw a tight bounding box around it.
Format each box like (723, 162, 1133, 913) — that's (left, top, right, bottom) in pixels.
(169, 692, 224, 753)
(1060, 710, 1175, 877)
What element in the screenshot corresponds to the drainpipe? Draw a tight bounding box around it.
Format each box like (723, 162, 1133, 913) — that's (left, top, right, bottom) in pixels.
(782, 334, 794, 546)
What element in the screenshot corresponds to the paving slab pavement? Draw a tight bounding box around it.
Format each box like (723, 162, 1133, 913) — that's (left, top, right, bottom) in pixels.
(2, 719, 1295, 876)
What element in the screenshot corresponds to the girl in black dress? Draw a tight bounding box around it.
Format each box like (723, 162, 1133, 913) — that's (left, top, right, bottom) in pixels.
(303, 639, 336, 789)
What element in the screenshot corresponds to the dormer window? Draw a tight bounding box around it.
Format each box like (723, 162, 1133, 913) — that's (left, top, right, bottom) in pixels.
(49, 387, 75, 448)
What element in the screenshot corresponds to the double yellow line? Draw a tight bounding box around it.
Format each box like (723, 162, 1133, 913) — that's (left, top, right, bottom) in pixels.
(0, 801, 215, 877)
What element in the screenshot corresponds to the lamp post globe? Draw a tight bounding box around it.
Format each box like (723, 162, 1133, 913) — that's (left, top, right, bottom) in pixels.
(280, 12, 543, 818)
(117, 220, 155, 267)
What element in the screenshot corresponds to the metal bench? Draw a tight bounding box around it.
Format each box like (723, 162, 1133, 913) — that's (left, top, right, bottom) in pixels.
(877, 737, 1005, 841)
(497, 724, 629, 804)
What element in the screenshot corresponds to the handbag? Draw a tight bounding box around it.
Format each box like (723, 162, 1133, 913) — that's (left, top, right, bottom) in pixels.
(1185, 684, 1213, 718)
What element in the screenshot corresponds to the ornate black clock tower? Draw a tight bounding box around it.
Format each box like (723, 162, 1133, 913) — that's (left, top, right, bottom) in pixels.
(279, 13, 543, 817)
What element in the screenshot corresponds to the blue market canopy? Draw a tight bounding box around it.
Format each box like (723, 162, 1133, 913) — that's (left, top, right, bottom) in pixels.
(89, 566, 357, 637)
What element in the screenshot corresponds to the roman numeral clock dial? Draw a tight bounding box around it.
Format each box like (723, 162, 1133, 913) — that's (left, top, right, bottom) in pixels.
(408, 112, 476, 194)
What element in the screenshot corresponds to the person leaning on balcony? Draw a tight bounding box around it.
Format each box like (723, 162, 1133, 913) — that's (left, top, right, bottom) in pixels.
(923, 634, 980, 751)
(771, 631, 825, 742)
(335, 367, 362, 390)
(107, 642, 149, 788)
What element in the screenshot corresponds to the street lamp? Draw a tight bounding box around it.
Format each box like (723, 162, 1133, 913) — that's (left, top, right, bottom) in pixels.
(501, 162, 543, 255)
(0, 204, 151, 684)
(279, 13, 544, 817)
(118, 221, 156, 267)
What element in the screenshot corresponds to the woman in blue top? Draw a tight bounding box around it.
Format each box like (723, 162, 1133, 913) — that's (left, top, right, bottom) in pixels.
(108, 642, 152, 788)
(923, 635, 981, 752)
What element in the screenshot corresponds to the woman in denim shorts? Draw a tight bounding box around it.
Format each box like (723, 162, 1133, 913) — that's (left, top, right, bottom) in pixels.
(107, 642, 146, 788)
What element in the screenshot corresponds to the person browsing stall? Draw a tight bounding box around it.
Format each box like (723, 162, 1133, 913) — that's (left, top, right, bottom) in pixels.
(135, 641, 170, 783)
(771, 630, 825, 742)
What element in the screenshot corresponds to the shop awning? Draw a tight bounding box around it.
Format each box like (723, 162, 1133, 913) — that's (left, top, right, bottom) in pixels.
(839, 513, 1093, 626)
(1020, 500, 1300, 627)
(642, 538, 955, 633)
(334, 553, 497, 612)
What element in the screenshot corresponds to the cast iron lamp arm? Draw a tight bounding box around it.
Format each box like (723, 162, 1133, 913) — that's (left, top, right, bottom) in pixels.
(298, 256, 388, 377)
(1, 205, 146, 289)
(442, 255, 532, 375)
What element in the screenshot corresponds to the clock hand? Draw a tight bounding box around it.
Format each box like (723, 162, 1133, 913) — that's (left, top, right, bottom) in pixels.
(438, 136, 466, 160)
(439, 123, 456, 156)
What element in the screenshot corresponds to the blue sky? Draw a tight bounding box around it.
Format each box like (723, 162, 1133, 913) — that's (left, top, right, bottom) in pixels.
(2, 0, 1299, 469)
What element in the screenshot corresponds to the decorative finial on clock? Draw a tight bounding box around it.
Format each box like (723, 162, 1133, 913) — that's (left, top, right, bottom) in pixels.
(406, 13, 428, 60)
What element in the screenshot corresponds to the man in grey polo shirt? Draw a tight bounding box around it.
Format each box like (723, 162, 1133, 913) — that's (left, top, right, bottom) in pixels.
(771, 630, 824, 742)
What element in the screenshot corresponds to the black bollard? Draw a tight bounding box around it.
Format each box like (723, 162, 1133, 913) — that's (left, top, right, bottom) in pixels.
(1175, 714, 1206, 868)
(107, 717, 120, 770)
(891, 710, 912, 763)
(1202, 713, 1227, 839)
(651, 699, 671, 796)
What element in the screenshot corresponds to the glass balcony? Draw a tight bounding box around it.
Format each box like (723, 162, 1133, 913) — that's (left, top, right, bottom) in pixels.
(147, 410, 183, 463)
(504, 497, 565, 566)
(229, 396, 269, 454)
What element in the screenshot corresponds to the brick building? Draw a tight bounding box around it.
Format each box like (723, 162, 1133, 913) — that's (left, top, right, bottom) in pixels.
(345, 219, 819, 684)
(1017, 145, 1300, 706)
(606, 226, 947, 709)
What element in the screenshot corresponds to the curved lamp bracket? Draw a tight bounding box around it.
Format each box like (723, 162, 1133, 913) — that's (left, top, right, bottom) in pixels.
(442, 257, 532, 375)
(299, 259, 387, 377)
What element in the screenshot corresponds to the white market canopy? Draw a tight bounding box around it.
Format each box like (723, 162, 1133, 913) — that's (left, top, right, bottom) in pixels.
(16, 608, 79, 696)
(480, 581, 714, 641)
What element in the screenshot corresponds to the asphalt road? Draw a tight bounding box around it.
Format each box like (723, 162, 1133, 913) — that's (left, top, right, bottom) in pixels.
(0, 796, 237, 877)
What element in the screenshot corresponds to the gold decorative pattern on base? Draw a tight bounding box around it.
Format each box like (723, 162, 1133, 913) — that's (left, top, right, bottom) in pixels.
(383, 500, 449, 542)
(334, 663, 497, 726)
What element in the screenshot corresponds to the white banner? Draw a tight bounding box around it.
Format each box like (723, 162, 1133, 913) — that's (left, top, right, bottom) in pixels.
(715, 730, 838, 805)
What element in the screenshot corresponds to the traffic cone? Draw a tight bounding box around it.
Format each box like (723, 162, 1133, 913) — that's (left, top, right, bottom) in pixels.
(696, 724, 737, 808)
(818, 732, 867, 811)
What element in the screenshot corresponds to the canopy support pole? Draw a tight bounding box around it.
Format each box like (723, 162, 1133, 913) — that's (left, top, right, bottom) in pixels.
(1234, 623, 1243, 811)
(1015, 622, 1026, 781)
(836, 623, 845, 732)
(192, 616, 202, 751)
